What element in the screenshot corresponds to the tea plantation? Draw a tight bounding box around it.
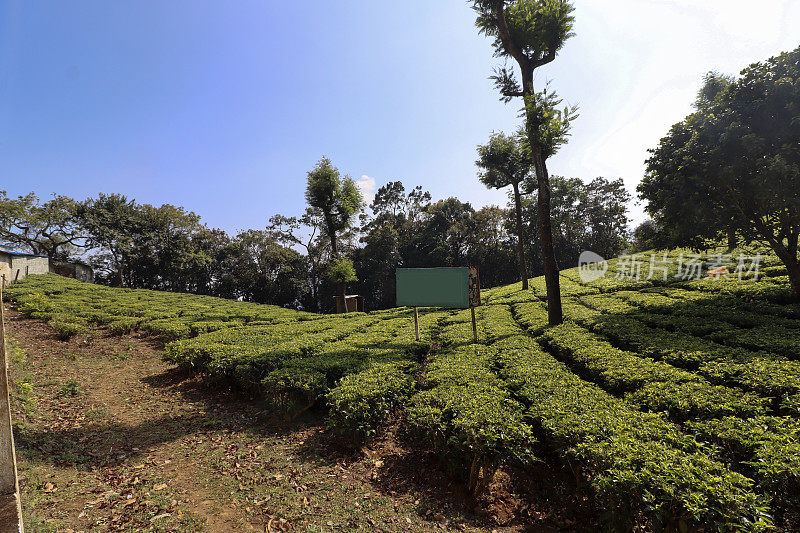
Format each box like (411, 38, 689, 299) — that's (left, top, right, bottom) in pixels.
(7, 247, 800, 531)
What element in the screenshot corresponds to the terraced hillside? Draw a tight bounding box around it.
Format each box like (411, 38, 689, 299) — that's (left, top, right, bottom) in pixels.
(7, 247, 800, 531)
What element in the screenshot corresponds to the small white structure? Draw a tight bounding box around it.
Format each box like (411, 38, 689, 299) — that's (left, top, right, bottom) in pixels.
(0, 250, 94, 286)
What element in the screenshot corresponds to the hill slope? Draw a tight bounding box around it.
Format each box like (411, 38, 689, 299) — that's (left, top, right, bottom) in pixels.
(7, 247, 800, 531)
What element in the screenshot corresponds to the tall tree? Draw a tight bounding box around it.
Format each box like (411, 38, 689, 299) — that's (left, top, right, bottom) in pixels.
(304, 157, 363, 311)
(78, 194, 211, 291)
(581, 177, 630, 259)
(412, 198, 476, 268)
(466, 206, 518, 289)
(269, 208, 331, 311)
(640, 46, 800, 298)
(354, 182, 432, 308)
(228, 230, 306, 306)
(476, 131, 533, 288)
(77, 194, 142, 286)
(472, 0, 578, 325)
(517, 175, 630, 271)
(0, 191, 84, 258)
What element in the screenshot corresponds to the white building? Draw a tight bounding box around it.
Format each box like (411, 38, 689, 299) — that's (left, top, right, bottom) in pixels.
(0, 250, 94, 286)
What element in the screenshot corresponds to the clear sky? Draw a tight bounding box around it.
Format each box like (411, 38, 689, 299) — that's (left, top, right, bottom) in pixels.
(2, 1, 799, 233)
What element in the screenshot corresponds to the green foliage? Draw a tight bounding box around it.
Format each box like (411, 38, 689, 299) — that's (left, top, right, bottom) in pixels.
(17, 292, 54, 316)
(12, 245, 800, 529)
(58, 379, 83, 398)
(326, 258, 357, 284)
(7, 275, 312, 343)
(108, 316, 143, 335)
(408, 344, 535, 480)
(522, 84, 578, 159)
(327, 361, 417, 443)
(49, 318, 88, 341)
(304, 157, 363, 255)
(493, 334, 771, 531)
(640, 45, 800, 297)
(0, 191, 83, 257)
(689, 416, 800, 499)
(476, 131, 533, 191)
(472, 0, 575, 85)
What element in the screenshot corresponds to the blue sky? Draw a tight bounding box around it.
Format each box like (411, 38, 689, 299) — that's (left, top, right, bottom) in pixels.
(2, 1, 799, 233)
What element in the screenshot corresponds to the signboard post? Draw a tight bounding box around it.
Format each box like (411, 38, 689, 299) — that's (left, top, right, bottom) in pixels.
(396, 267, 481, 342)
(468, 266, 480, 342)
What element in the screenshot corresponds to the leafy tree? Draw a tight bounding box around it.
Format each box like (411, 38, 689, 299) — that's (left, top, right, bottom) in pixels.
(191, 227, 236, 297)
(327, 258, 358, 311)
(533, 176, 585, 267)
(129, 203, 208, 291)
(639, 46, 800, 297)
(466, 206, 518, 288)
(581, 177, 630, 259)
(410, 198, 476, 268)
(354, 182, 432, 308)
(630, 219, 660, 253)
(305, 157, 363, 257)
(76, 193, 140, 285)
(353, 224, 399, 309)
(0, 191, 84, 258)
(304, 157, 363, 311)
(472, 0, 579, 325)
(327, 258, 357, 286)
(78, 194, 212, 292)
(269, 208, 331, 311)
(228, 230, 305, 306)
(476, 131, 533, 288)
(518, 176, 630, 269)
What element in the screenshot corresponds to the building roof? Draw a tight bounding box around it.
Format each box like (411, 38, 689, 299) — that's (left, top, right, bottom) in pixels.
(0, 249, 48, 259)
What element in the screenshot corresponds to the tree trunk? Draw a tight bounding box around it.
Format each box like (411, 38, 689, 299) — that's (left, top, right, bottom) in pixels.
(329, 232, 338, 258)
(786, 258, 800, 301)
(727, 227, 737, 250)
(518, 58, 563, 325)
(338, 282, 347, 313)
(512, 181, 529, 290)
(531, 148, 563, 325)
(328, 232, 348, 313)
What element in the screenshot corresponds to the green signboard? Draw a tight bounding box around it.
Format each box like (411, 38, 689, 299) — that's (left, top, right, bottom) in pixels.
(396, 267, 470, 308)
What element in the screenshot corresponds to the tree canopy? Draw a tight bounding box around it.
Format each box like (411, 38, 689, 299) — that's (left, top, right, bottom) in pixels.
(305, 156, 363, 257)
(0, 191, 83, 258)
(640, 45, 800, 296)
(476, 131, 534, 288)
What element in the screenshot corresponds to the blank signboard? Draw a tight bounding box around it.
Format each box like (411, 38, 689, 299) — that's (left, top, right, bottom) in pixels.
(396, 267, 469, 309)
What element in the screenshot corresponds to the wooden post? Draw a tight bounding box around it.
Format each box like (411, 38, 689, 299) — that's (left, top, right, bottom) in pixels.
(471, 306, 477, 343)
(0, 275, 24, 532)
(413, 307, 420, 342)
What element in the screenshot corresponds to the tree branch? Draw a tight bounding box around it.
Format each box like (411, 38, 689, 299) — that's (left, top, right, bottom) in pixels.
(532, 49, 557, 69)
(491, 1, 531, 75)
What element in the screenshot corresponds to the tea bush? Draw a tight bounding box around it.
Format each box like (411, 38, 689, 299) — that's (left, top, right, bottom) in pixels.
(9, 254, 800, 531)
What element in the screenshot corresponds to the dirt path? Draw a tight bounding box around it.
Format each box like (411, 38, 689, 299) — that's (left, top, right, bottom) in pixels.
(5, 306, 592, 532)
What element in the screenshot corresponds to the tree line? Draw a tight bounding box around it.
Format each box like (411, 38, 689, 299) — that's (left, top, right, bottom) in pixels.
(0, 168, 630, 312)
